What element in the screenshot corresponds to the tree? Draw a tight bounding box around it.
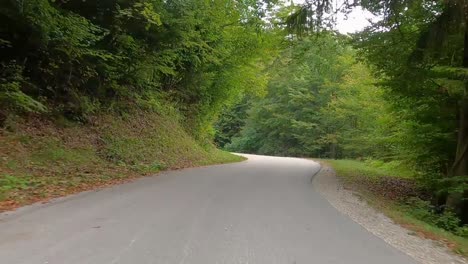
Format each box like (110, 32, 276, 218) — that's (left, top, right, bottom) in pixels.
(227, 34, 356, 157)
(0, 0, 280, 141)
(284, 0, 468, 220)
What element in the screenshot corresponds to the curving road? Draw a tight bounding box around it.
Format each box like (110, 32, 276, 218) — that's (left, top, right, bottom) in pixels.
(0, 154, 416, 264)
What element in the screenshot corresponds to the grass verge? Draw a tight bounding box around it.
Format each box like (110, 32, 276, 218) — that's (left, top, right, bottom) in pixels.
(324, 159, 468, 256)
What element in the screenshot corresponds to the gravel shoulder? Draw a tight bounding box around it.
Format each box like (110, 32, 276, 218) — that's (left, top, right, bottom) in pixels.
(312, 164, 468, 264)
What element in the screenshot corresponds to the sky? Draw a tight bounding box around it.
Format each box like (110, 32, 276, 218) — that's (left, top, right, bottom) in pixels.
(335, 7, 376, 34)
(292, 0, 377, 34)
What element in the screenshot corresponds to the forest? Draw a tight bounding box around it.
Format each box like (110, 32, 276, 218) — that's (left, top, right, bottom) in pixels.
(2, 0, 468, 249)
(216, 0, 468, 235)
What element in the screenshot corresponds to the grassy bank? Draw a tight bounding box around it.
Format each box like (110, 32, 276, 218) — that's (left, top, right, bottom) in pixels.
(0, 111, 244, 212)
(324, 159, 468, 256)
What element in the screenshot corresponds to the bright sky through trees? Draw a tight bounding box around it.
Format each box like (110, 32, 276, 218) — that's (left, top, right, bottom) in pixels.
(293, 0, 376, 33)
(335, 7, 375, 33)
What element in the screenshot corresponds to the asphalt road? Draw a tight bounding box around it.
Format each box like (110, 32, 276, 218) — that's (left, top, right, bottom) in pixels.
(0, 154, 416, 264)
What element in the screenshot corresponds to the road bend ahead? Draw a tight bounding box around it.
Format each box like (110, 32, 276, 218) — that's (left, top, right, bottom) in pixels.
(0, 154, 416, 264)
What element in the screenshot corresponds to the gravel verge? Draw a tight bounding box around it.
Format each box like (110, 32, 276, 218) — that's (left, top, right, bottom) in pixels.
(312, 164, 468, 264)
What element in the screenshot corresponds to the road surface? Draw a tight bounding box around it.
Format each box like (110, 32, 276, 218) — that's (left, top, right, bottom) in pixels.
(0, 154, 416, 264)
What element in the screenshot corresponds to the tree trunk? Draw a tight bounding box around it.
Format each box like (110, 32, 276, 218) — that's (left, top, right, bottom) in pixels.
(447, 15, 468, 222)
(329, 143, 337, 159)
(0, 110, 6, 127)
(447, 97, 468, 222)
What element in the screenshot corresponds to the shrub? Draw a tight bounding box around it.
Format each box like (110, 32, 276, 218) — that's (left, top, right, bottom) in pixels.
(0, 62, 46, 123)
(435, 210, 461, 232)
(456, 226, 468, 238)
(404, 197, 465, 234)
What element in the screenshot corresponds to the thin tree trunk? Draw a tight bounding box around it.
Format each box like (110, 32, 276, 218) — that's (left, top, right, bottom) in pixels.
(447, 14, 468, 222)
(447, 97, 468, 222)
(330, 143, 336, 159)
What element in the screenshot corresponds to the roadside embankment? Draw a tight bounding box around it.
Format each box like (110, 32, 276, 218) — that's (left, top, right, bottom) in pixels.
(0, 111, 244, 212)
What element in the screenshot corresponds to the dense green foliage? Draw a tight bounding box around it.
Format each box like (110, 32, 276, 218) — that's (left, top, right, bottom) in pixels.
(0, 0, 278, 140)
(352, 0, 468, 221)
(225, 34, 393, 159)
(0, 0, 282, 209)
(217, 0, 468, 224)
